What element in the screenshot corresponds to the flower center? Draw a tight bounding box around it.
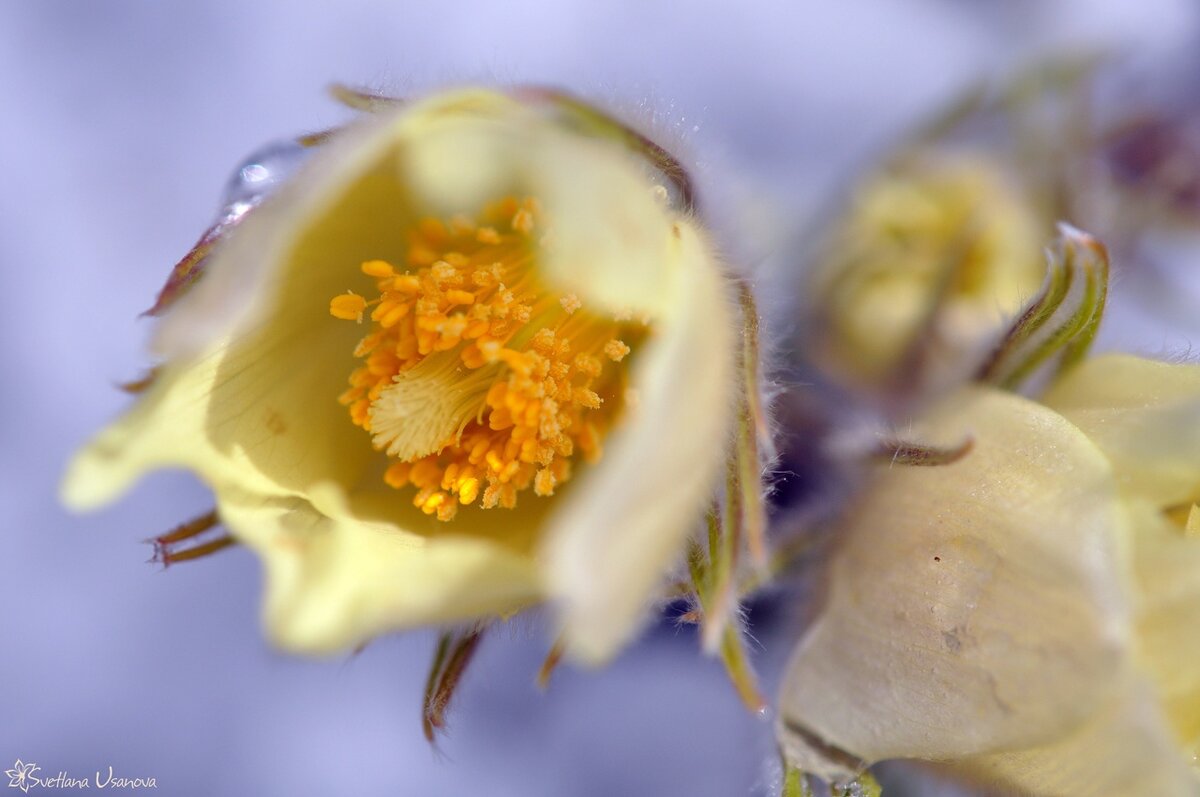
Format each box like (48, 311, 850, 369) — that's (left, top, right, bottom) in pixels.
(329, 196, 639, 521)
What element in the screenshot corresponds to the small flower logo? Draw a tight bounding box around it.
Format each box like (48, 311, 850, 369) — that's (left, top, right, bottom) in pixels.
(4, 760, 39, 793)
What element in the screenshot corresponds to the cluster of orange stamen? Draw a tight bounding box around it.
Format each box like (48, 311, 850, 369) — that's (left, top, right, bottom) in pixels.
(329, 197, 637, 521)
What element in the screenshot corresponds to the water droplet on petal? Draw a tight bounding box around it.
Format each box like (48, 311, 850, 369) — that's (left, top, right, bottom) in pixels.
(220, 139, 310, 208)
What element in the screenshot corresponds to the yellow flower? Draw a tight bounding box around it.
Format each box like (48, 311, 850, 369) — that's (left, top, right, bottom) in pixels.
(62, 88, 742, 664)
(804, 151, 1046, 396)
(777, 354, 1200, 796)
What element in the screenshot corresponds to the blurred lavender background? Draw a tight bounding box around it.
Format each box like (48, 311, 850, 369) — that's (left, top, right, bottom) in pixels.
(1, 2, 1197, 795)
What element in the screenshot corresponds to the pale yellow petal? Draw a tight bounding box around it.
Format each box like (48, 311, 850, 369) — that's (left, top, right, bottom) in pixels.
(217, 483, 540, 653)
(544, 221, 736, 664)
(64, 284, 373, 510)
(529, 131, 677, 318)
(948, 677, 1196, 797)
(398, 91, 677, 318)
(1128, 499, 1200, 765)
(1044, 354, 1200, 507)
(777, 386, 1131, 779)
(394, 89, 528, 215)
(63, 342, 283, 510)
(152, 102, 424, 359)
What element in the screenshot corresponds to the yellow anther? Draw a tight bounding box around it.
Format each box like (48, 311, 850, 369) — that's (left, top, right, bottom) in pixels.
(551, 457, 571, 481)
(488, 407, 512, 431)
(554, 436, 574, 457)
(349, 400, 370, 427)
(469, 437, 491, 464)
(408, 245, 437, 267)
(418, 217, 448, 242)
(420, 491, 447, 515)
(522, 401, 542, 428)
(473, 264, 502, 288)
(329, 293, 367, 322)
(538, 406, 561, 439)
(328, 196, 642, 520)
(512, 208, 535, 234)
(560, 293, 582, 314)
(441, 314, 468, 337)
(479, 339, 503, 362)
(485, 381, 508, 406)
(573, 388, 602, 409)
(574, 354, 602, 378)
(412, 485, 436, 508)
(457, 478, 480, 505)
(498, 349, 532, 375)
(391, 274, 422, 293)
(376, 302, 410, 329)
(530, 328, 555, 354)
(353, 331, 380, 357)
(361, 260, 395, 278)
(441, 463, 461, 491)
(430, 260, 460, 286)
(604, 339, 630, 362)
(505, 390, 529, 414)
(498, 460, 521, 484)
(395, 336, 417, 361)
(534, 468, 556, 497)
(410, 458, 440, 488)
(384, 461, 411, 489)
(496, 484, 518, 509)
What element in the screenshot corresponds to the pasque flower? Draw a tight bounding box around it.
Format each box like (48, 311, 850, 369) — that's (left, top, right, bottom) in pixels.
(63, 87, 755, 665)
(777, 231, 1200, 795)
(802, 150, 1046, 400)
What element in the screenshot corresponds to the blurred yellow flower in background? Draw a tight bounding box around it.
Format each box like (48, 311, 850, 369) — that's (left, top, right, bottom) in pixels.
(62, 87, 747, 665)
(804, 151, 1047, 399)
(777, 353, 1200, 796)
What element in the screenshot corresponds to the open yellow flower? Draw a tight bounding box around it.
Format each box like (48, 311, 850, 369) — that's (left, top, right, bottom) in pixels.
(62, 88, 742, 664)
(776, 354, 1200, 795)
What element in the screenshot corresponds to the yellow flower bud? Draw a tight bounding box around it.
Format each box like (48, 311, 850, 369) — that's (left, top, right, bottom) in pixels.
(805, 151, 1046, 397)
